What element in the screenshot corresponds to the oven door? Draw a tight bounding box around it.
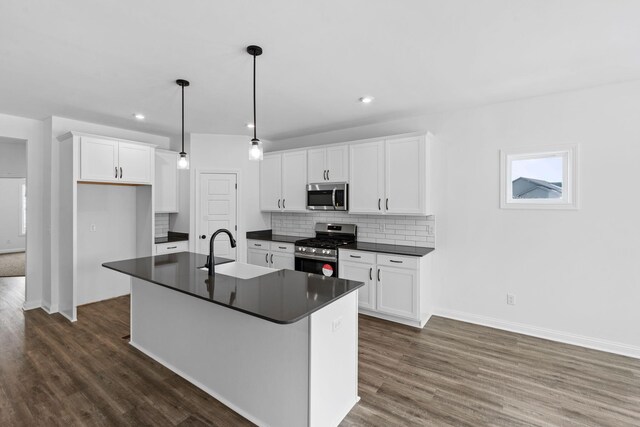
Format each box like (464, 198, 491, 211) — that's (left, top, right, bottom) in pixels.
(295, 256, 338, 277)
(306, 183, 348, 211)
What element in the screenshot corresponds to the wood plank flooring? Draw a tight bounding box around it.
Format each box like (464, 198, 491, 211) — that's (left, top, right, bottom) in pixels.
(1, 277, 639, 426)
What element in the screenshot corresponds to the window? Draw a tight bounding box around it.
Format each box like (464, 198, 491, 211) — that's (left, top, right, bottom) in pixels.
(20, 180, 26, 235)
(500, 145, 578, 209)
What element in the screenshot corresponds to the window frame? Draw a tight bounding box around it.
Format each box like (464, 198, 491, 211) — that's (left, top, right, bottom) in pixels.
(500, 144, 579, 210)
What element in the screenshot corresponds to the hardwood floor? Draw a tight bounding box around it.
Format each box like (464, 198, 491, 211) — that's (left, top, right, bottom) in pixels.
(1, 278, 639, 426)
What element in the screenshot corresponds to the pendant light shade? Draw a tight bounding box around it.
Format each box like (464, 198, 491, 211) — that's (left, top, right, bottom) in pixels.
(176, 79, 190, 170)
(247, 45, 263, 161)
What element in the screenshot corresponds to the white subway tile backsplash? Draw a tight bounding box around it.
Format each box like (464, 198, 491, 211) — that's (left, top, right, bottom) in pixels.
(271, 212, 435, 248)
(155, 213, 170, 237)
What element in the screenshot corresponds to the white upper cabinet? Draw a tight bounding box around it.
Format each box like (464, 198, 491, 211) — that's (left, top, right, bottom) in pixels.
(307, 145, 348, 183)
(350, 134, 431, 215)
(260, 154, 282, 211)
(118, 142, 152, 184)
(155, 150, 179, 213)
(79, 137, 119, 182)
(79, 136, 153, 185)
(281, 151, 307, 211)
(349, 140, 385, 213)
(385, 136, 428, 215)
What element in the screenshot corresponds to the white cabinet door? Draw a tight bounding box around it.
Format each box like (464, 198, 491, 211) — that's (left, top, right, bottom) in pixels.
(282, 151, 307, 211)
(79, 137, 118, 182)
(260, 154, 282, 211)
(376, 265, 417, 319)
(349, 141, 385, 214)
(155, 150, 179, 212)
(247, 248, 270, 267)
(307, 148, 326, 183)
(270, 252, 295, 270)
(339, 260, 375, 310)
(326, 145, 348, 182)
(385, 136, 426, 215)
(118, 142, 152, 184)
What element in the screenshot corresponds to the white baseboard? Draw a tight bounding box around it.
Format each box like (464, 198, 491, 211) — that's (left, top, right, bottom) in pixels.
(433, 307, 640, 360)
(41, 302, 59, 314)
(129, 341, 267, 427)
(0, 248, 25, 254)
(22, 299, 41, 310)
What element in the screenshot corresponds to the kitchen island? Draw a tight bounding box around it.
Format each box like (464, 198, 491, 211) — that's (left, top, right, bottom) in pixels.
(103, 252, 363, 427)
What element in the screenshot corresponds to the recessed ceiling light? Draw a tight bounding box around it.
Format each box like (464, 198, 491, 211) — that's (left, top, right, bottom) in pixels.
(133, 113, 145, 120)
(359, 96, 375, 104)
(246, 123, 255, 129)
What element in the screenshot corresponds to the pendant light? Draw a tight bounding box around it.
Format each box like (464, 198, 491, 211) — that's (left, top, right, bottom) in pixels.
(176, 79, 190, 169)
(247, 45, 263, 161)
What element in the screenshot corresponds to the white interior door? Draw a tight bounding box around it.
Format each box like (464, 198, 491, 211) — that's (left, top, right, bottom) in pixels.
(198, 173, 237, 260)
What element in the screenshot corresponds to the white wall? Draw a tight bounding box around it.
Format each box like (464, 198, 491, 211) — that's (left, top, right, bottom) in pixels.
(432, 80, 640, 357)
(0, 113, 44, 308)
(0, 179, 26, 253)
(0, 138, 27, 177)
(189, 134, 270, 262)
(169, 135, 190, 233)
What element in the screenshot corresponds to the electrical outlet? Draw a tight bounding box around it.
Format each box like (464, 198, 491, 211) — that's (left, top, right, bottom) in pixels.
(332, 316, 343, 332)
(507, 294, 516, 305)
(90, 224, 97, 232)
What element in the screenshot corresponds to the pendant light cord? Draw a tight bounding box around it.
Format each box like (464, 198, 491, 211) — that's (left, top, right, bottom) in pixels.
(253, 53, 257, 141)
(181, 83, 185, 153)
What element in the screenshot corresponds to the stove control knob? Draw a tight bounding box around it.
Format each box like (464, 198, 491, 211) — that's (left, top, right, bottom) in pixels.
(311, 248, 316, 253)
(301, 247, 306, 252)
(323, 249, 330, 254)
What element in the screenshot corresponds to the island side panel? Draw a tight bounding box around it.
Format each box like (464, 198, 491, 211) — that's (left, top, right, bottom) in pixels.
(308, 291, 359, 427)
(129, 277, 310, 427)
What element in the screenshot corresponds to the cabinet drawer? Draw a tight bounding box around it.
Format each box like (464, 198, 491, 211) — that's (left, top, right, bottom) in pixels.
(247, 240, 269, 250)
(155, 241, 188, 255)
(376, 254, 417, 269)
(339, 249, 375, 265)
(270, 242, 294, 253)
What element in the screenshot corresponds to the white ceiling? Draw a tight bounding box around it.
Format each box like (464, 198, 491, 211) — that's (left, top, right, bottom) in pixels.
(1, 0, 639, 140)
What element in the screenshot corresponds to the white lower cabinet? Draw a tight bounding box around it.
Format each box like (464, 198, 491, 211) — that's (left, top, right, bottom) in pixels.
(339, 249, 431, 328)
(247, 240, 295, 270)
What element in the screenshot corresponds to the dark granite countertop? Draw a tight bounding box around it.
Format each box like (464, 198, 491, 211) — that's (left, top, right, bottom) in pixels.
(246, 230, 300, 244)
(103, 252, 363, 325)
(155, 231, 189, 244)
(341, 242, 435, 257)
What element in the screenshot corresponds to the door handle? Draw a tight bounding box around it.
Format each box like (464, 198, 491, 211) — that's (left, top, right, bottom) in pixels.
(378, 198, 381, 210)
(327, 170, 330, 181)
(270, 254, 273, 264)
(283, 199, 286, 209)
(386, 198, 389, 210)
(115, 167, 118, 178)
(200, 235, 206, 239)
(278, 199, 281, 209)
(265, 253, 269, 263)
(369, 267, 372, 280)
(377, 268, 381, 282)
(120, 167, 123, 179)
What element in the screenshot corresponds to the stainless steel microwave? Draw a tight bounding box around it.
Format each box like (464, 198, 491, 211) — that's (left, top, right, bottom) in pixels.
(307, 183, 348, 211)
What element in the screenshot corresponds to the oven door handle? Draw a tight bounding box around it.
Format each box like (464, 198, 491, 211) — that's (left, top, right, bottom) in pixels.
(295, 253, 337, 262)
(331, 188, 337, 210)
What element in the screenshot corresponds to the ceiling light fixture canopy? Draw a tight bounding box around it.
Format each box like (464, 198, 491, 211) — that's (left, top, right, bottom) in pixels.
(247, 45, 263, 161)
(359, 96, 375, 104)
(176, 79, 190, 169)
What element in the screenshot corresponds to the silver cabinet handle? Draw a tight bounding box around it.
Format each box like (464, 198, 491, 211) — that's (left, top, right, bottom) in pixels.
(120, 167, 123, 179)
(369, 267, 372, 280)
(270, 254, 273, 264)
(283, 199, 286, 209)
(378, 198, 381, 210)
(350, 255, 361, 258)
(390, 259, 403, 264)
(265, 253, 269, 263)
(377, 268, 381, 282)
(277, 199, 281, 208)
(115, 167, 118, 178)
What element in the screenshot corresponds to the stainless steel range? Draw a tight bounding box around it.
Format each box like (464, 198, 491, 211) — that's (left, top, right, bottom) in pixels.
(294, 223, 357, 277)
